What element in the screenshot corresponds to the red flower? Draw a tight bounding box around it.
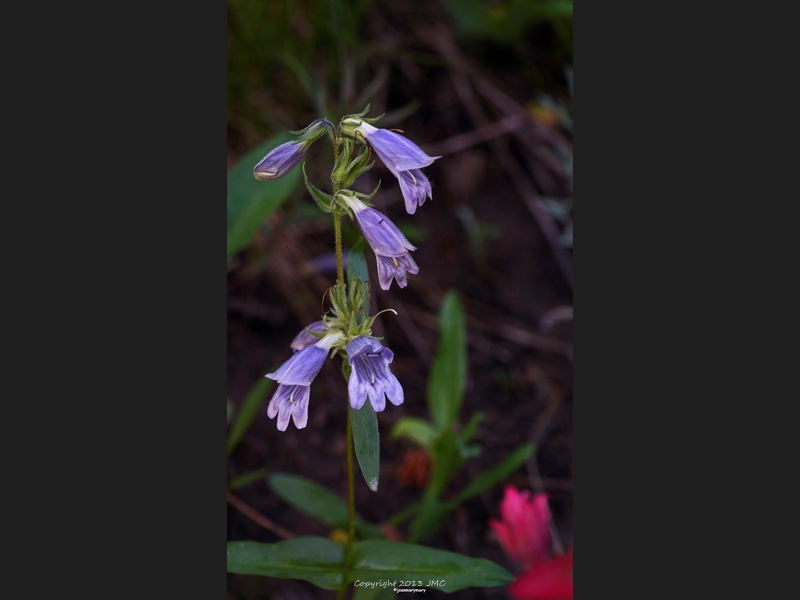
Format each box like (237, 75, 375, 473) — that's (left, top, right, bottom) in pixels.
(489, 486, 552, 569)
(509, 549, 573, 600)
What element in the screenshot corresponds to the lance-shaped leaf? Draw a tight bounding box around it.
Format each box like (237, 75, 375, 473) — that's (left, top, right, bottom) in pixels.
(227, 538, 345, 590)
(302, 163, 333, 212)
(350, 401, 380, 492)
(348, 541, 514, 593)
(227, 133, 301, 261)
(267, 473, 384, 539)
(427, 291, 467, 430)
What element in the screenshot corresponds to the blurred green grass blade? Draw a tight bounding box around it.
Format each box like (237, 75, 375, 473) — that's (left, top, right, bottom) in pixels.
(460, 411, 484, 443)
(227, 133, 301, 261)
(391, 416, 437, 448)
(407, 494, 449, 543)
(268, 473, 384, 539)
(227, 378, 273, 456)
(346, 238, 370, 317)
(349, 541, 514, 592)
(227, 538, 345, 590)
(453, 443, 535, 505)
(228, 468, 268, 491)
(350, 402, 380, 492)
(425, 430, 464, 499)
(427, 291, 467, 430)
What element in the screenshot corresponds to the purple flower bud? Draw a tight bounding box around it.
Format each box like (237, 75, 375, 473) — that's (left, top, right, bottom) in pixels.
(290, 321, 326, 351)
(346, 336, 404, 412)
(356, 123, 440, 215)
(265, 333, 340, 431)
(253, 141, 305, 181)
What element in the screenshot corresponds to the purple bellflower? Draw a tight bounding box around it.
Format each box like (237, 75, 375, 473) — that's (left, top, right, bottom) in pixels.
(346, 336, 404, 412)
(265, 332, 341, 431)
(253, 141, 305, 181)
(340, 193, 419, 290)
(290, 320, 326, 351)
(355, 122, 441, 215)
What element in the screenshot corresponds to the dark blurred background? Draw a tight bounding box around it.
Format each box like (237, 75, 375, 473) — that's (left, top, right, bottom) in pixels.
(227, 1, 573, 597)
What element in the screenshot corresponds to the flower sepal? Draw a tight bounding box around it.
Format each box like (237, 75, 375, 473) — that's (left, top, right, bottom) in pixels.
(331, 137, 376, 188)
(290, 118, 336, 145)
(303, 164, 333, 213)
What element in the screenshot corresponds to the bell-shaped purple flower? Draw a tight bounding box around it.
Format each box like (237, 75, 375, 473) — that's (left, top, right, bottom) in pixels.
(341, 195, 419, 290)
(356, 122, 440, 215)
(290, 321, 325, 351)
(346, 336, 404, 412)
(265, 333, 340, 431)
(253, 141, 305, 181)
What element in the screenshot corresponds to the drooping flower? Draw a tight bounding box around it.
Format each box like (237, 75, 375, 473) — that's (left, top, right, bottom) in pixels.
(265, 332, 341, 431)
(290, 321, 325, 351)
(253, 141, 306, 181)
(346, 336, 404, 412)
(339, 193, 419, 290)
(490, 486, 552, 569)
(354, 122, 440, 215)
(509, 550, 573, 600)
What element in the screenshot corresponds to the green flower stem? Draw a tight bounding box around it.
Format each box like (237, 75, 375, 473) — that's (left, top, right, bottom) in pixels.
(345, 404, 356, 552)
(332, 131, 355, 599)
(334, 211, 345, 285)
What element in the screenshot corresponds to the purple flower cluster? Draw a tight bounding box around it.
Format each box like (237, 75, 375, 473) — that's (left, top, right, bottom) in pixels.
(264, 326, 405, 431)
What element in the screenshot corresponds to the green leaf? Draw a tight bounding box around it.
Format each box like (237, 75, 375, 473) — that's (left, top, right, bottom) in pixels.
(227, 377, 273, 456)
(427, 291, 467, 430)
(349, 541, 514, 592)
(350, 401, 380, 492)
(227, 538, 345, 590)
(453, 443, 535, 505)
(391, 417, 438, 448)
(267, 473, 384, 539)
(346, 238, 370, 317)
(228, 468, 268, 491)
(227, 133, 302, 261)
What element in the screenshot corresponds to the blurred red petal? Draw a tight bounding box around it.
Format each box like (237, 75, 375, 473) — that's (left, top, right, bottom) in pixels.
(494, 486, 552, 569)
(508, 553, 573, 600)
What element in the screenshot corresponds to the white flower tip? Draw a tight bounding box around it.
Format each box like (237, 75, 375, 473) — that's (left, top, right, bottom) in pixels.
(315, 332, 343, 351)
(356, 122, 378, 135)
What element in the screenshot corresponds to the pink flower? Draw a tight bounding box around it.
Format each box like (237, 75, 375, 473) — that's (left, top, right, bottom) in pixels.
(490, 486, 552, 569)
(509, 549, 573, 600)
